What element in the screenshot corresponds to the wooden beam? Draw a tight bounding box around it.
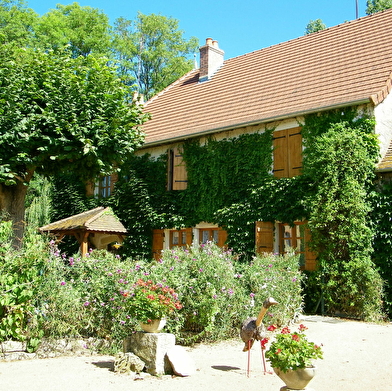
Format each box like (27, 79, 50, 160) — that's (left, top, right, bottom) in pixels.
(80, 232, 89, 257)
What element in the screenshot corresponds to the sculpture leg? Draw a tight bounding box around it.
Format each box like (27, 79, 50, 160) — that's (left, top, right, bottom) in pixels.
(260, 340, 272, 375)
(247, 340, 251, 377)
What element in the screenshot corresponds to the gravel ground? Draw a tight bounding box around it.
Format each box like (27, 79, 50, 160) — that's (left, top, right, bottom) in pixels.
(0, 315, 391, 391)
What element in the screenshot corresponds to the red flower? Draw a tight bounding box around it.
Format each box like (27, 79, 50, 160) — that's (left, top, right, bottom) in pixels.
(147, 294, 155, 300)
(267, 324, 277, 331)
(281, 326, 291, 334)
(299, 324, 308, 332)
(292, 334, 300, 342)
(275, 348, 281, 354)
(261, 338, 269, 349)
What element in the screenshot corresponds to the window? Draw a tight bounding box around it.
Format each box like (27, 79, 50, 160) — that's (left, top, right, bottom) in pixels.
(168, 148, 187, 190)
(200, 228, 219, 244)
(255, 221, 317, 271)
(94, 174, 117, 198)
(199, 227, 227, 247)
(279, 223, 306, 267)
(273, 127, 302, 178)
(169, 228, 192, 249)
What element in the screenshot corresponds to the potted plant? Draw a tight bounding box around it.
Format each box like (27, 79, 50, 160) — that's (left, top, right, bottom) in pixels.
(265, 324, 323, 390)
(121, 279, 182, 332)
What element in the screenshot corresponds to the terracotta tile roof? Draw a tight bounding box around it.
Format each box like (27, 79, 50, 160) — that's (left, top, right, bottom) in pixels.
(143, 9, 392, 146)
(40, 207, 127, 234)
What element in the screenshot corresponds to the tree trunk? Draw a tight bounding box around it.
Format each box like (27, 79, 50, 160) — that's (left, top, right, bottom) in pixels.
(0, 181, 29, 248)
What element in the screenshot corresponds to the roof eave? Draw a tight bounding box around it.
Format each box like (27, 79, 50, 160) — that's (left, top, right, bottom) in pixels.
(141, 98, 371, 148)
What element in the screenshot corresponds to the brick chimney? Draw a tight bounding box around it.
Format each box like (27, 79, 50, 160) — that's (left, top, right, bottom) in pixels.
(199, 38, 224, 82)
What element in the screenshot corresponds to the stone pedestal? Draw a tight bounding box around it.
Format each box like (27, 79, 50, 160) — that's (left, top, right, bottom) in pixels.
(123, 332, 175, 375)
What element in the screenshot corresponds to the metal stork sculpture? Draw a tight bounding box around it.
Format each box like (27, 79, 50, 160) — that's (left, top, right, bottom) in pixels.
(240, 297, 278, 376)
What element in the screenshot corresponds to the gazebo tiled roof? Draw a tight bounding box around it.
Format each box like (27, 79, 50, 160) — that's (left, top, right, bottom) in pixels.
(40, 207, 127, 234)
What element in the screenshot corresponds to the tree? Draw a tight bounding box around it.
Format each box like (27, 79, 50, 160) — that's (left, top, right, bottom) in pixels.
(366, 0, 392, 14)
(305, 19, 327, 35)
(0, 0, 38, 47)
(34, 2, 112, 58)
(0, 47, 148, 245)
(111, 13, 199, 100)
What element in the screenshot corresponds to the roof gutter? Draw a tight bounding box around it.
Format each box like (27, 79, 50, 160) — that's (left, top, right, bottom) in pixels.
(141, 98, 371, 149)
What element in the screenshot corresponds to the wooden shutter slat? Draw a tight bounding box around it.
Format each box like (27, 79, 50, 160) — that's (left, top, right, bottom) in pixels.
(218, 228, 228, 248)
(304, 227, 318, 271)
(152, 229, 165, 261)
(172, 148, 188, 190)
(255, 221, 274, 253)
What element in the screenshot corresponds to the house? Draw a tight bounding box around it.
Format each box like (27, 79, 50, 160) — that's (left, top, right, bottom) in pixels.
(135, 10, 392, 269)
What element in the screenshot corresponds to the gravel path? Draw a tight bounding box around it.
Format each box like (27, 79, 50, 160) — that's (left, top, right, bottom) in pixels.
(0, 316, 391, 391)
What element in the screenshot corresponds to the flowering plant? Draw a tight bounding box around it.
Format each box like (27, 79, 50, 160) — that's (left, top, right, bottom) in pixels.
(265, 324, 323, 373)
(121, 279, 182, 324)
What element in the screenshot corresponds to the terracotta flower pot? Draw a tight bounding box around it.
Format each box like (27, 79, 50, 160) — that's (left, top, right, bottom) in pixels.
(139, 318, 167, 333)
(273, 366, 316, 390)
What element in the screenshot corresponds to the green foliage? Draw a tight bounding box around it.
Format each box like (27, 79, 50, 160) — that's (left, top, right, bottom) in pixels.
(0, 229, 46, 344)
(25, 174, 52, 228)
(305, 19, 327, 35)
(181, 131, 274, 224)
(34, 2, 112, 58)
(370, 182, 392, 317)
(366, 0, 392, 14)
(108, 154, 183, 259)
(302, 116, 383, 321)
(0, 235, 304, 349)
(111, 13, 199, 99)
(0, 45, 147, 241)
(215, 175, 312, 259)
(0, 47, 147, 183)
(265, 324, 323, 372)
(0, 0, 38, 47)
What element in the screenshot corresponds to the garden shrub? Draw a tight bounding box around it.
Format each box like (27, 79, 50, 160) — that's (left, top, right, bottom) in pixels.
(302, 120, 384, 321)
(0, 234, 305, 350)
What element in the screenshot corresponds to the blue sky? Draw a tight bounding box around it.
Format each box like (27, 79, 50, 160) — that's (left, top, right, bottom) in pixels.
(26, 0, 367, 59)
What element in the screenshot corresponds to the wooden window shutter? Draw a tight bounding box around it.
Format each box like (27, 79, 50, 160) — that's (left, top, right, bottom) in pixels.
(273, 128, 302, 178)
(288, 127, 302, 177)
(152, 229, 165, 261)
(273, 129, 287, 178)
(255, 221, 274, 253)
(218, 228, 228, 248)
(170, 148, 188, 190)
(304, 227, 318, 271)
(185, 227, 193, 246)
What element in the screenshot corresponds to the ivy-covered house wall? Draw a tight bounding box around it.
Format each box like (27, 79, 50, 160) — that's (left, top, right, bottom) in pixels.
(97, 107, 384, 320)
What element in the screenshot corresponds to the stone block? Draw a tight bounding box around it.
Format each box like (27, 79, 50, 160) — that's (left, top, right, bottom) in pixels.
(114, 352, 145, 374)
(166, 345, 196, 376)
(123, 332, 175, 375)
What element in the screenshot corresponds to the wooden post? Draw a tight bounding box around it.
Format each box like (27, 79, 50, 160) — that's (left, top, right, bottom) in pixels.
(80, 232, 89, 257)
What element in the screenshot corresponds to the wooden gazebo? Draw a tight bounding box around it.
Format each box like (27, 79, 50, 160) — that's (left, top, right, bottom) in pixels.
(39, 207, 127, 256)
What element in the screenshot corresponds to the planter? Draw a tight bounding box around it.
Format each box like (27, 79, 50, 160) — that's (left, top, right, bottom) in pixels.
(273, 366, 316, 390)
(139, 318, 167, 333)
